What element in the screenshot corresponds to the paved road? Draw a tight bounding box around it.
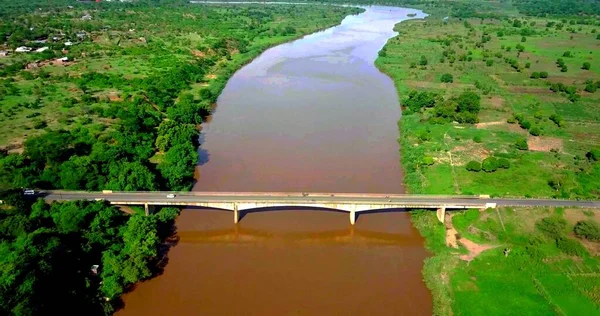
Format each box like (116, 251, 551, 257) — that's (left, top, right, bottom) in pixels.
(39, 190, 600, 209)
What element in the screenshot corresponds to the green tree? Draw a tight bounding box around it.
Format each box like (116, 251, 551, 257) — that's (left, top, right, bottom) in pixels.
(466, 161, 482, 172)
(574, 220, 600, 241)
(440, 73, 454, 83)
(106, 161, 157, 191)
(582, 62, 591, 70)
(515, 138, 529, 150)
(482, 157, 498, 172)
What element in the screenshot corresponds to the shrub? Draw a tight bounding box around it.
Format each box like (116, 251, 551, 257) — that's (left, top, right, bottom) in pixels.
(563, 51, 572, 57)
(486, 60, 494, 67)
(521, 36, 527, 42)
(574, 220, 600, 241)
(421, 156, 434, 166)
(582, 62, 591, 70)
(525, 62, 531, 68)
(515, 138, 528, 150)
(519, 120, 532, 130)
(560, 65, 568, 72)
(473, 135, 482, 143)
(33, 119, 47, 129)
(586, 149, 600, 161)
(497, 158, 510, 169)
(440, 73, 454, 83)
(536, 216, 567, 238)
(585, 83, 597, 93)
(539, 71, 548, 78)
(482, 157, 499, 172)
(419, 55, 428, 66)
(529, 126, 541, 136)
(410, 62, 416, 68)
(556, 237, 587, 257)
(466, 161, 482, 172)
(530, 72, 540, 79)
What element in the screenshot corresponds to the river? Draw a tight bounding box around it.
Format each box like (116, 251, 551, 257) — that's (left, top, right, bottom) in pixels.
(119, 5, 432, 315)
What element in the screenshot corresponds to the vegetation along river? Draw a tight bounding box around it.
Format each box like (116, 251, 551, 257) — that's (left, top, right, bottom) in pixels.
(119, 6, 432, 315)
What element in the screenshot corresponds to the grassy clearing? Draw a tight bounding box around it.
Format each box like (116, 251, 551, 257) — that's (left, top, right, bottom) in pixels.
(377, 12, 600, 199)
(412, 207, 600, 315)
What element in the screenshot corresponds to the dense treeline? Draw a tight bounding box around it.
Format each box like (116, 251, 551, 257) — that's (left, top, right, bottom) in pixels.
(513, 0, 600, 16)
(0, 189, 180, 314)
(0, 2, 359, 191)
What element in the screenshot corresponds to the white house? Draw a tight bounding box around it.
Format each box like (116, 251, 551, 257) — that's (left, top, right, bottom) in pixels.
(65, 41, 73, 46)
(35, 47, 49, 53)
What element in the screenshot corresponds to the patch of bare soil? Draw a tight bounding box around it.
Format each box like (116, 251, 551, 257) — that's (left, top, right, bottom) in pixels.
(445, 214, 459, 248)
(205, 74, 217, 80)
(564, 208, 600, 225)
(475, 121, 505, 128)
(192, 50, 206, 57)
(527, 136, 564, 152)
(458, 238, 497, 262)
(486, 96, 505, 109)
(0, 141, 24, 154)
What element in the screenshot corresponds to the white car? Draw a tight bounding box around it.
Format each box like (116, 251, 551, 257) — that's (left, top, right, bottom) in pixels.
(166, 194, 176, 199)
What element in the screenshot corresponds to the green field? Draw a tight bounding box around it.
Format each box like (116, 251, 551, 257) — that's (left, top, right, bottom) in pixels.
(377, 7, 600, 199)
(375, 0, 600, 314)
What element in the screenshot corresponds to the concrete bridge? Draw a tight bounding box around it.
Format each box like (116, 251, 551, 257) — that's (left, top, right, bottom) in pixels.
(41, 190, 600, 225)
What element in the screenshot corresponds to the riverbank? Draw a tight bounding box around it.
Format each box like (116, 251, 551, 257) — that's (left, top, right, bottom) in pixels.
(375, 6, 600, 314)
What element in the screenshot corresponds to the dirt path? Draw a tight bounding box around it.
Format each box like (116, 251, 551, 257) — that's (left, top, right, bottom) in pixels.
(445, 212, 497, 261)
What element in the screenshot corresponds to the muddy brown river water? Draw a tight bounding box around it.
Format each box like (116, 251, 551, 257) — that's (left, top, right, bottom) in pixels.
(119, 5, 432, 315)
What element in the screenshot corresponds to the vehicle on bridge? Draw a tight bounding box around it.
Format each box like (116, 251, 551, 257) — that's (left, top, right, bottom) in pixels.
(167, 194, 176, 199)
(23, 189, 36, 195)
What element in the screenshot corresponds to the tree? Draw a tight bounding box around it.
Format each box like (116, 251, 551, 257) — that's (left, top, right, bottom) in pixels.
(419, 55, 428, 66)
(497, 158, 510, 169)
(421, 156, 434, 166)
(440, 73, 454, 83)
(582, 62, 591, 70)
(586, 149, 600, 161)
(530, 72, 540, 79)
(536, 216, 566, 238)
(539, 71, 549, 78)
(585, 83, 597, 93)
(486, 60, 494, 67)
(521, 36, 527, 42)
(59, 156, 99, 190)
(563, 51, 572, 57)
(515, 138, 528, 150)
(574, 220, 600, 241)
(106, 161, 157, 191)
(158, 144, 198, 190)
(529, 126, 541, 136)
(466, 161, 482, 172)
(482, 157, 498, 172)
(455, 91, 481, 114)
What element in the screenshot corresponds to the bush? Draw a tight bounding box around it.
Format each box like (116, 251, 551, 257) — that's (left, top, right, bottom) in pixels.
(539, 71, 548, 78)
(421, 156, 434, 166)
(530, 72, 540, 79)
(466, 161, 482, 172)
(536, 216, 567, 238)
(473, 135, 482, 143)
(549, 114, 563, 127)
(556, 237, 587, 257)
(419, 55, 428, 66)
(563, 51, 572, 57)
(482, 157, 499, 172)
(582, 62, 591, 70)
(440, 73, 454, 83)
(486, 60, 494, 67)
(515, 138, 528, 150)
(525, 62, 531, 68)
(519, 120, 532, 130)
(586, 149, 600, 161)
(574, 220, 600, 241)
(585, 83, 597, 93)
(497, 158, 510, 169)
(529, 126, 541, 136)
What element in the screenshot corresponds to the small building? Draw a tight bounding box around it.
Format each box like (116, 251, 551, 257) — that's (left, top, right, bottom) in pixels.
(81, 14, 92, 21)
(15, 46, 32, 53)
(35, 47, 49, 53)
(90, 264, 99, 275)
(33, 39, 47, 44)
(0, 51, 9, 57)
(76, 32, 87, 40)
(64, 41, 73, 46)
(56, 56, 69, 63)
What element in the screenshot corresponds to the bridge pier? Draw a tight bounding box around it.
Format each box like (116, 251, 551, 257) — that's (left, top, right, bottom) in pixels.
(349, 210, 356, 225)
(144, 203, 149, 216)
(233, 203, 239, 224)
(436, 207, 446, 223)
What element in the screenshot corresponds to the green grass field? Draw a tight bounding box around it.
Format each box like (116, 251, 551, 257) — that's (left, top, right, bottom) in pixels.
(375, 2, 600, 314)
(377, 13, 600, 199)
